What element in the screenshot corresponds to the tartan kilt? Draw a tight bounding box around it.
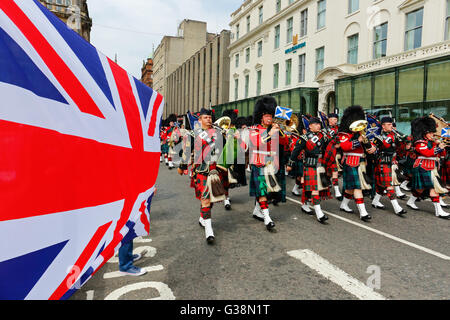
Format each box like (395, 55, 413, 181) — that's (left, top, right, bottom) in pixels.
(412, 167, 434, 190)
(249, 165, 268, 198)
(218, 168, 230, 190)
(323, 143, 338, 176)
(342, 164, 361, 191)
(193, 172, 209, 200)
(303, 167, 319, 192)
(161, 143, 169, 154)
(374, 163, 393, 189)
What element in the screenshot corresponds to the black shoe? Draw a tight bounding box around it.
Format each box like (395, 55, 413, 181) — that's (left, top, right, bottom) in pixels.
(438, 215, 450, 220)
(395, 209, 407, 216)
(360, 215, 372, 222)
(266, 222, 275, 231)
(225, 204, 231, 211)
(340, 208, 354, 214)
(371, 204, 385, 210)
(397, 195, 407, 200)
(206, 236, 215, 244)
(318, 215, 329, 224)
(336, 196, 344, 201)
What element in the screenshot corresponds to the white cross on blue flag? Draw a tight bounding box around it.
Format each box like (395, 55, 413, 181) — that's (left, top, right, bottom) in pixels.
(275, 106, 293, 120)
(441, 128, 450, 138)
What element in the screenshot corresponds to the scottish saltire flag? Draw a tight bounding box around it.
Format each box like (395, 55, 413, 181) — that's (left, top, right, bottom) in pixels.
(441, 128, 450, 138)
(366, 114, 382, 140)
(187, 111, 199, 130)
(0, 0, 164, 300)
(275, 106, 293, 121)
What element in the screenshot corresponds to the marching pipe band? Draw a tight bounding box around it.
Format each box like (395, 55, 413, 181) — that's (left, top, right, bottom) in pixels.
(158, 101, 450, 244)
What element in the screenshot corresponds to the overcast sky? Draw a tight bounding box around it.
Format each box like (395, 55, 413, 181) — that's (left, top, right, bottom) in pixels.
(88, 0, 242, 79)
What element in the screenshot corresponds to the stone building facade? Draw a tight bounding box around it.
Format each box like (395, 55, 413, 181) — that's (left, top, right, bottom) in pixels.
(38, 0, 92, 42)
(165, 30, 231, 116)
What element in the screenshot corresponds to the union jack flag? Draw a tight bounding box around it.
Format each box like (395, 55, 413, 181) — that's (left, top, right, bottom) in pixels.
(0, 0, 164, 300)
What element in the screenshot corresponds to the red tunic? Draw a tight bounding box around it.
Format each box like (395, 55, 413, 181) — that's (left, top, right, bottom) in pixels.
(413, 139, 444, 171)
(246, 125, 289, 167)
(338, 132, 365, 167)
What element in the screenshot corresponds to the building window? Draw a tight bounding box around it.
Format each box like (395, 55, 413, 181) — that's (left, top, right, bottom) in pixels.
(373, 22, 388, 59)
(315, 46, 324, 75)
(347, 33, 359, 64)
(405, 8, 423, 51)
(286, 17, 293, 44)
(245, 75, 249, 98)
(273, 63, 279, 89)
(236, 24, 240, 40)
(348, 0, 359, 14)
(246, 47, 250, 63)
(446, 0, 450, 40)
(259, 6, 264, 25)
(299, 54, 306, 83)
(257, 70, 262, 96)
(317, 0, 326, 30)
(234, 78, 239, 100)
(300, 9, 308, 37)
(276, 0, 281, 13)
(235, 53, 239, 68)
(257, 41, 263, 57)
(246, 16, 251, 33)
(286, 59, 292, 86)
(274, 25, 280, 49)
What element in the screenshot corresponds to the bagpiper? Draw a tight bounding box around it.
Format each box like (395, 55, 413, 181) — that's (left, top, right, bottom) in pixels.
(371, 117, 407, 216)
(338, 106, 377, 222)
(406, 116, 450, 219)
(247, 96, 290, 230)
(287, 117, 330, 223)
(165, 114, 178, 169)
(179, 108, 228, 243)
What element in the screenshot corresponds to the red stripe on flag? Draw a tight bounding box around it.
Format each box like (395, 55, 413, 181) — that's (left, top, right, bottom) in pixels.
(0, 0, 105, 119)
(108, 58, 143, 150)
(0, 120, 159, 221)
(147, 93, 163, 137)
(49, 221, 112, 300)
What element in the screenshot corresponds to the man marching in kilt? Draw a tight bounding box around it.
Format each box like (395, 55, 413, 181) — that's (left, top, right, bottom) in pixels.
(322, 113, 343, 201)
(247, 96, 289, 231)
(165, 114, 178, 169)
(406, 117, 450, 219)
(160, 119, 169, 164)
(290, 118, 305, 197)
(287, 117, 330, 223)
(178, 108, 228, 243)
(371, 117, 407, 216)
(338, 106, 377, 222)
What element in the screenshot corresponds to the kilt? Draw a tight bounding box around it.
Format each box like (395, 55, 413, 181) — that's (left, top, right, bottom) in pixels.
(374, 163, 393, 189)
(161, 143, 169, 154)
(323, 142, 338, 176)
(193, 172, 209, 200)
(412, 167, 434, 190)
(249, 165, 268, 199)
(303, 167, 319, 192)
(342, 164, 361, 191)
(249, 165, 286, 202)
(293, 160, 304, 178)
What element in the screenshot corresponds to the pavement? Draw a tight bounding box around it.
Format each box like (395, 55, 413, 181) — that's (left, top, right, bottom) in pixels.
(70, 162, 450, 300)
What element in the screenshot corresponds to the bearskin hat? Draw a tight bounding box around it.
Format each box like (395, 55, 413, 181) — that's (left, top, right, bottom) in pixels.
(411, 116, 437, 142)
(234, 116, 247, 129)
(339, 105, 366, 134)
(253, 96, 277, 125)
(222, 109, 238, 121)
(167, 113, 177, 124)
(246, 115, 254, 127)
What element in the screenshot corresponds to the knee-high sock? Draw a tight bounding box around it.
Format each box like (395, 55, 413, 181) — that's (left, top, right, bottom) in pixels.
(201, 206, 211, 220)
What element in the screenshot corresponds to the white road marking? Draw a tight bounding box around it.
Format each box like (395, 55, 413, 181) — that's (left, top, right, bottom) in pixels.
(287, 249, 386, 300)
(86, 290, 94, 300)
(135, 237, 153, 243)
(103, 265, 164, 279)
(104, 281, 176, 300)
(286, 197, 450, 261)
